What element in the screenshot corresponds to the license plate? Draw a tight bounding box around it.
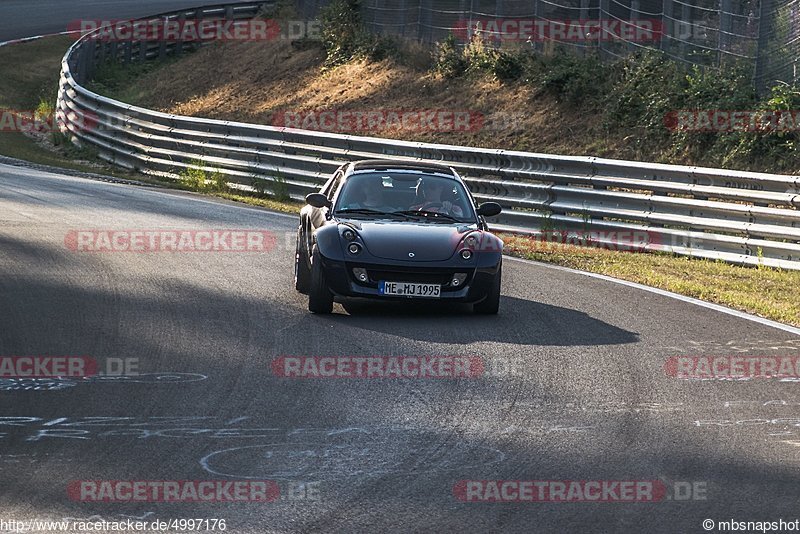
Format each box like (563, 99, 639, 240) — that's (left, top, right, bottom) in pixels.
(379, 281, 441, 298)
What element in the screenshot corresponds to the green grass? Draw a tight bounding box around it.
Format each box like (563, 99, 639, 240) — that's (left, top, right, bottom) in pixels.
(85, 58, 182, 102)
(501, 233, 800, 326)
(0, 36, 136, 176)
(0, 36, 73, 110)
(0, 36, 303, 209)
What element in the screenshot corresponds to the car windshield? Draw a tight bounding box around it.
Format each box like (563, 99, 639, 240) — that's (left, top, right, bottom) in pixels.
(333, 172, 475, 223)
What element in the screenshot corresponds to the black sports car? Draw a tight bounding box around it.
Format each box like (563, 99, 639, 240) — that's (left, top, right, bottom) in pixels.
(294, 159, 504, 314)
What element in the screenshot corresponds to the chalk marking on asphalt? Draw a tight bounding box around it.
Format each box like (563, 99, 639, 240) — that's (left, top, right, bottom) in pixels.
(199, 441, 506, 480)
(0, 373, 207, 391)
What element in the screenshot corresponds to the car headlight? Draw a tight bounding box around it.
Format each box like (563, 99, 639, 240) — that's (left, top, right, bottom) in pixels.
(460, 249, 473, 260)
(343, 229, 356, 241)
(348, 243, 361, 255)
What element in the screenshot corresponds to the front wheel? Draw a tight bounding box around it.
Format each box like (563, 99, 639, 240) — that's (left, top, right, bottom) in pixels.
(473, 263, 501, 315)
(308, 246, 334, 314)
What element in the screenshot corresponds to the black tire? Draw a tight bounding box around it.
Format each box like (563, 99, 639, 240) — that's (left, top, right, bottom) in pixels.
(294, 226, 311, 294)
(473, 262, 501, 315)
(308, 246, 334, 314)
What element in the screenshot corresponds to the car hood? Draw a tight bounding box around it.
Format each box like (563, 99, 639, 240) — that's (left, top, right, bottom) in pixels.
(344, 220, 477, 261)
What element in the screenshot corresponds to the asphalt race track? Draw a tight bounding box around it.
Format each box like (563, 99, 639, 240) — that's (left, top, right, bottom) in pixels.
(1, 162, 800, 532)
(0, 1, 258, 42)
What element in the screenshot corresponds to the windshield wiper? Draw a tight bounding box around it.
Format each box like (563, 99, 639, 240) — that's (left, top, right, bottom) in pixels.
(335, 208, 414, 219)
(391, 210, 461, 222)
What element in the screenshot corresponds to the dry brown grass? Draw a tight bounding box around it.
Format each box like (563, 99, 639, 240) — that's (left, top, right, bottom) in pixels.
(116, 40, 621, 157)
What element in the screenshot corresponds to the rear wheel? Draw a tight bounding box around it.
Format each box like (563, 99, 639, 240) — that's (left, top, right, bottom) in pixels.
(473, 263, 501, 315)
(308, 246, 334, 314)
(294, 226, 311, 294)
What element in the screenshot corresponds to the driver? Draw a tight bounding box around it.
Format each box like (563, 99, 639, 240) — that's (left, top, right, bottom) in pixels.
(410, 179, 464, 217)
(340, 177, 394, 211)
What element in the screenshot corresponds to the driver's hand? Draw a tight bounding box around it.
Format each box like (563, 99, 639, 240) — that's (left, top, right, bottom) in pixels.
(442, 201, 462, 216)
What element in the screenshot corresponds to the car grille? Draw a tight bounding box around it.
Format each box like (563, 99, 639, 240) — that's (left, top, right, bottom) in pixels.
(347, 264, 472, 289)
(368, 269, 452, 285)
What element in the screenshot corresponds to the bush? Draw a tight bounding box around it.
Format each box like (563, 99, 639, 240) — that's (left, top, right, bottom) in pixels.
(271, 172, 290, 202)
(434, 34, 467, 78)
(534, 51, 612, 104)
(180, 160, 227, 192)
(180, 161, 209, 190)
(603, 51, 685, 136)
(318, 0, 395, 68)
(714, 82, 800, 171)
(492, 51, 526, 82)
(434, 33, 525, 82)
(209, 169, 229, 193)
(463, 33, 499, 76)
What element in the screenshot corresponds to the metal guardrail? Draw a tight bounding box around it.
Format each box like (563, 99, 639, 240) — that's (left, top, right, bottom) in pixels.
(55, 2, 800, 269)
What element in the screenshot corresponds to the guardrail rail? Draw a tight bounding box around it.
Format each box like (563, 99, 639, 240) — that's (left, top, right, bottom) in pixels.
(55, 1, 800, 269)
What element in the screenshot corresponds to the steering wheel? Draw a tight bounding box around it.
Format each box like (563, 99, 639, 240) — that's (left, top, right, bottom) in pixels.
(419, 202, 443, 210)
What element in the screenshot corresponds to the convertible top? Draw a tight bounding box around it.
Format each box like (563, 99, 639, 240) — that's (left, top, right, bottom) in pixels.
(350, 159, 456, 177)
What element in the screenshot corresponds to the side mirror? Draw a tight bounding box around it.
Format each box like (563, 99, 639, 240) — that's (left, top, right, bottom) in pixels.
(476, 202, 502, 217)
(306, 193, 332, 209)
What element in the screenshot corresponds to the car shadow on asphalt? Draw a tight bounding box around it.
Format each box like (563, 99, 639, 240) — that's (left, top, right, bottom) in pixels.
(326, 295, 639, 346)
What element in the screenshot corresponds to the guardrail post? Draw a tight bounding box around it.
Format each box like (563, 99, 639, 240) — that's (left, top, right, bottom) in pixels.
(158, 17, 168, 59)
(137, 39, 146, 62)
(79, 42, 91, 83)
(123, 40, 133, 63)
(109, 40, 118, 63)
(98, 39, 108, 64)
(193, 8, 205, 52)
(85, 41, 97, 80)
(175, 13, 186, 55)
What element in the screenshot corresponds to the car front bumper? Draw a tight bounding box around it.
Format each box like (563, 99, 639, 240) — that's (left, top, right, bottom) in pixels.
(318, 254, 501, 304)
